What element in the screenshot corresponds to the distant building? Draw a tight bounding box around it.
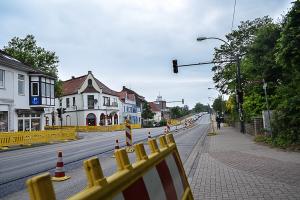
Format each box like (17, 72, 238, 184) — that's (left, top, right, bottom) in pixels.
(149, 102, 161, 122)
(117, 86, 144, 124)
(45, 71, 121, 126)
(155, 95, 170, 119)
(0, 50, 55, 132)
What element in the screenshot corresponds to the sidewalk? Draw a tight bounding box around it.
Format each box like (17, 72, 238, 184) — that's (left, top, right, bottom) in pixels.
(188, 126, 300, 200)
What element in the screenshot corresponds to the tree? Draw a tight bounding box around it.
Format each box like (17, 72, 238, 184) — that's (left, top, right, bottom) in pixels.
(212, 16, 273, 94)
(272, 1, 300, 144)
(212, 96, 225, 115)
(193, 103, 209, 113)
(3, 35, 62, 97)
(142, 102, 154, 120)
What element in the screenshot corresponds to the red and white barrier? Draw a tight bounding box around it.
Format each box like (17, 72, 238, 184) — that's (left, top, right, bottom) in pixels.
(125, 120, 134, 153)
(112, 153, 186, 200)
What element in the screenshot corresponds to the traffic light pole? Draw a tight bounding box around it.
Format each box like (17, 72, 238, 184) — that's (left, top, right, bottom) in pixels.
(172, 57, 245, 134)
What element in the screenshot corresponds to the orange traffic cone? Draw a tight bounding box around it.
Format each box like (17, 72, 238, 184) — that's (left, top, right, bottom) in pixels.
(52, 151, 70, 181)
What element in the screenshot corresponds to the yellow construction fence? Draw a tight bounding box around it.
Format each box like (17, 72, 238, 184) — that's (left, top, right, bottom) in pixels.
(0, 129, 76, 149)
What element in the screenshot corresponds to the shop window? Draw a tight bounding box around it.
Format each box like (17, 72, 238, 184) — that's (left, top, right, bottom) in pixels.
(31, 119, 40, 131)
(0, 111, 8, 132)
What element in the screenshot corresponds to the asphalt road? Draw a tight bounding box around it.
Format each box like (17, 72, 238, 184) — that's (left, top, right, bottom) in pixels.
(0, 114, 210, 199)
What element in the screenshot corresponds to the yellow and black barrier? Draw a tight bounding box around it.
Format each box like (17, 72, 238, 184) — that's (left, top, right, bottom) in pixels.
(26, 134, 194, 200)
(0, 129, 76, 149)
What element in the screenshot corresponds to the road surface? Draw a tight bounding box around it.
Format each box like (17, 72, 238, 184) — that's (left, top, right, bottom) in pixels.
(0, 114, 210, 199)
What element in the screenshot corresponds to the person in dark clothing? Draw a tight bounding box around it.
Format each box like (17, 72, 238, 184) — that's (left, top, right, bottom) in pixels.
(216, 115, 221, 129)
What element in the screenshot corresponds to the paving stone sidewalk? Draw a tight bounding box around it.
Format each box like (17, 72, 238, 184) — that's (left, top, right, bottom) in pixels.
(188, 126, 300, 200)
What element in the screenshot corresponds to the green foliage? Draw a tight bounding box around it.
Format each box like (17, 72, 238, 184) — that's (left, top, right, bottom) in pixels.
(243, 93, 265, 120)
(212, 16, 273, 94)
(193, 103, 210, 113)
(3, 35, 59, 78)
(142, 102, 155, 120)
(212, 96, 225, 114)
(159, 119, 167, 126)
(213, 1, 300, 147)
(170, 105, 191, 119)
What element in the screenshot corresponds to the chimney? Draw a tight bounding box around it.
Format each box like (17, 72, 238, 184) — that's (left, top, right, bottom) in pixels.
(123, 86, 126, 90)
(88, 71, 92, 74)
(71, 76, 75, 79)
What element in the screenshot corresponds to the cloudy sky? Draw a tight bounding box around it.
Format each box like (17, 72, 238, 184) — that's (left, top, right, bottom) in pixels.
(0, 0, 292, 108)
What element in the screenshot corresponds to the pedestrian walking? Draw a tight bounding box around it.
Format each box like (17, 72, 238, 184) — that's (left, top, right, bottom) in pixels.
(216, 115, 221, 130)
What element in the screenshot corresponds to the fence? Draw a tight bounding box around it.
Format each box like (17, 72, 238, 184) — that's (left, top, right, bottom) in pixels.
(45, 124, 142, 132)
(26, 134, 194, 200)
(0, 129, 76, 148)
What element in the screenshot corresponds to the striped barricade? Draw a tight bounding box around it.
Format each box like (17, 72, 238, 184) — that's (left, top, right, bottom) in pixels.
(26, 134, 194, 200)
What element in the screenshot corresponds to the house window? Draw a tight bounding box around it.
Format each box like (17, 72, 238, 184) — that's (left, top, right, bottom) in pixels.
(50, 84, 54, 98)
(0, 69, 4, 88)
(31, 82, 39, 96)
(88, 95, 94, 109)
(66, 98, 70, 108)
(73, 97, 76, 106)
(103, 96, 110, 106)
(59, 98, 62, 107)
(18, 74, 25, 95)
(45, 83, 51, 97)
(88, 79, 92, 87)
(41, 82, 45, 96)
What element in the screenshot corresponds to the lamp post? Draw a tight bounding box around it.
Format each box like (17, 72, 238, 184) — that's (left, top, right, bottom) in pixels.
(197, 36, 245, 133)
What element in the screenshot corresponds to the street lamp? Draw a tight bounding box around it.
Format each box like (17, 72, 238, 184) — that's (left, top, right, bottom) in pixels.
(197, 36, 245, 133)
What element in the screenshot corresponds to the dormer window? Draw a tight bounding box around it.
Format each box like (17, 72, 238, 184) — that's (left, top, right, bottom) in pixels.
(88, 79, 92, 87)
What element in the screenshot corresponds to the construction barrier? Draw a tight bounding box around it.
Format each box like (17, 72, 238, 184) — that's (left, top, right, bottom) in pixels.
(26, 134, 194, 200)
(125, 120, 134, 153)
(45, 124, 142, 132)
(0, 129, 76, 149)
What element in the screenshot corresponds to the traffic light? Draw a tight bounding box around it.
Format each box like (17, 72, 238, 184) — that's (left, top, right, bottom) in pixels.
(182, 99, 184, 104)
(236, 90, 243, 104)
(172, 60, 178, 73)
(57, 108, 62, 118)
(62, 108, 66, 114)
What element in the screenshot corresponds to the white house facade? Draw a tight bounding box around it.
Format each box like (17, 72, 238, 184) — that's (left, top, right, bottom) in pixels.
(0, 50, 55, 132)
(45, 71, 122, 126)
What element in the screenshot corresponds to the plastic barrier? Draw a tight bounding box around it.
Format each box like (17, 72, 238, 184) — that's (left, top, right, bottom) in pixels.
(26, 134, 194, 200)
(45, 124, 142, 132)
(0, 129, 76, 149)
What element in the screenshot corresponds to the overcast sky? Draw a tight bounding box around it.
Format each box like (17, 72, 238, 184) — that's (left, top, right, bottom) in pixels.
(0, 0, 293, 108)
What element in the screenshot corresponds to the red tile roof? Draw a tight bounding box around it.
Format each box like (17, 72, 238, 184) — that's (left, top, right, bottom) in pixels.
(116, 91, 136, 102)
(62, 75, 87, 95)
(62, 74, 117, 96)
(149, 102, 161, 112)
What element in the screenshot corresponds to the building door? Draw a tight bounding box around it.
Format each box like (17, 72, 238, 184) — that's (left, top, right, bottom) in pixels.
(86, 113, 96, 126)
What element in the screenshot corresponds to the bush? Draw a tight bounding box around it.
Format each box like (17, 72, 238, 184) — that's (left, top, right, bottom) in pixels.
(159, 119, 167, 126)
